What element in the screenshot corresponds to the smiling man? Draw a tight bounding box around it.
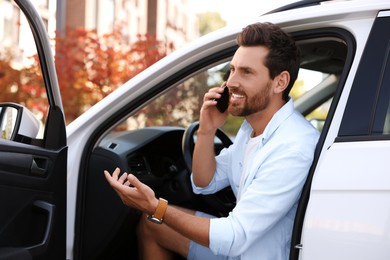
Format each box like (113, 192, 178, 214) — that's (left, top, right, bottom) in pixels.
(105, 22, 319, 260)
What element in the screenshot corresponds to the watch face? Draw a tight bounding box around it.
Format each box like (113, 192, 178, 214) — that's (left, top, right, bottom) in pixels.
(147, 215, 163, 224)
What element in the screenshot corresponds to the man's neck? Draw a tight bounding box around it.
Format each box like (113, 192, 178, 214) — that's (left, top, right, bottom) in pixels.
(246, 99, 286, 137)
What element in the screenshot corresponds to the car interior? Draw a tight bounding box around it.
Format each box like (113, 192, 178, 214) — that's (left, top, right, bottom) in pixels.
(73, 31, 350, 259)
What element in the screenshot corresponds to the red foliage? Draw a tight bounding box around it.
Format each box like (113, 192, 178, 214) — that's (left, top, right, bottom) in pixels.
(0, 49, 48, 116)
(54, 27, 168, 123)
(0, 27, 168, 124)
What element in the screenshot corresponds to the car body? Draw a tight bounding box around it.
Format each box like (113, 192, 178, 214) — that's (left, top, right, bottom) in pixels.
(1, 0, 390, 259)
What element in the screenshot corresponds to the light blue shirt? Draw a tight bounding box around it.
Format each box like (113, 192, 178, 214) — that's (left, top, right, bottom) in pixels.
(191, 98, 320, 260)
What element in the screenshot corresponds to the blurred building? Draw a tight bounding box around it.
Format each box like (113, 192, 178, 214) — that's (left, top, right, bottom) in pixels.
(64, 0, 199, 50)
(0, 0, 199, 57)
(0, 0, 57, 58)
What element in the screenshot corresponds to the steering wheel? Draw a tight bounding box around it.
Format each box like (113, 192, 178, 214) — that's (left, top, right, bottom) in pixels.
(182, 121, 233, 171)
(182, 121, 235, 217)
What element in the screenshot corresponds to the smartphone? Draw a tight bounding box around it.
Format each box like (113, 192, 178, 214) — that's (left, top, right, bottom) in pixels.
(215, 85, 229, 113)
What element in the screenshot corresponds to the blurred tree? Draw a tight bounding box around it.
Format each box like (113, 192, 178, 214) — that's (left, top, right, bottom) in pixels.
(0, 50, 22, 103)
(0, 48, 48, 117)
(198, 12, 226, 36)
(54, 27, 168, 123)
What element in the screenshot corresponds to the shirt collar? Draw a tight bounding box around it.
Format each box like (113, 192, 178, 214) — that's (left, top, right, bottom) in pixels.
(242, 97, 295, 146)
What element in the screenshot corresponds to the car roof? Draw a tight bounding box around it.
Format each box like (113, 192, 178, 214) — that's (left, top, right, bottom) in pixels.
(266, 0, 332, 14)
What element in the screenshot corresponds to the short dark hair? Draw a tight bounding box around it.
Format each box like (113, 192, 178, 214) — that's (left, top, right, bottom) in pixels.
(236, 22, 300, 101)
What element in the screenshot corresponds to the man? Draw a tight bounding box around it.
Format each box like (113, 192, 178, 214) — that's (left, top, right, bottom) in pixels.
(104, 22, 319, 260)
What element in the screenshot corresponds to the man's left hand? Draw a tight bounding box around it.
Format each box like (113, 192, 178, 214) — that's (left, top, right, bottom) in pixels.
(104, 167, 158, 215)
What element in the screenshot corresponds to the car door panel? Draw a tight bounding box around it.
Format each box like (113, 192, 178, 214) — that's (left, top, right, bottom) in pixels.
(0, 0, 67, 259)
(298, 11, 390, 260)
(0, 144, 67, 259)
(301, 141, 390, 260)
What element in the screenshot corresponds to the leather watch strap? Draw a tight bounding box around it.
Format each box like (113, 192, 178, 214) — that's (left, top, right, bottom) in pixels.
(147, 198, 168, 224)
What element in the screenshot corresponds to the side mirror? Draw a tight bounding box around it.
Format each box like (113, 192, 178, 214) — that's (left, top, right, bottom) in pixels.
(0, 103, 41, 141)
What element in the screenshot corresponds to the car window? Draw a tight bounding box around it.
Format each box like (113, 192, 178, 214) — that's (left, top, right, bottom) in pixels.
(338, 14, 390, 138)
(382, 105, 390, 134)
(123, 61, 245, 136)
(126, 63, 226, 130)
(372, 48, 390, 135)
(0, 2, 47, 138)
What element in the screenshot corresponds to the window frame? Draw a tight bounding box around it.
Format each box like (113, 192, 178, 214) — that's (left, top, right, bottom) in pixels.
(337, 14, 390, 140)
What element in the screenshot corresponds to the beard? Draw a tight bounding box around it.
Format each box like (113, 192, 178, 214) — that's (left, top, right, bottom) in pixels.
(229, 81, 272, 117)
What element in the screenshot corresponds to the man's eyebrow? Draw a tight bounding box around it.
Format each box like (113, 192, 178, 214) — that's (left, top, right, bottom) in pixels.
(230, 64, 251, 70)
(231, 65, 255, 72)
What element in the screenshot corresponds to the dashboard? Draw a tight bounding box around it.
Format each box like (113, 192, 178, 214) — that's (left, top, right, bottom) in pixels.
(91, 127, 196, 204)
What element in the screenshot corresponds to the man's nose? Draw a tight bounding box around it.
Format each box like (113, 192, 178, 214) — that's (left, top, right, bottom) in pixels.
(226, 75, 238, 89)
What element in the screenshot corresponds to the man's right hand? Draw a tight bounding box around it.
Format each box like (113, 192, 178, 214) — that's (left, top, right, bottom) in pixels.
(198, 83, 230, 135)
(192, 83, 230, 187)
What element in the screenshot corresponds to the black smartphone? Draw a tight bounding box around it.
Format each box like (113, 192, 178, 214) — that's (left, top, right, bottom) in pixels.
(215, 85, 229, 113)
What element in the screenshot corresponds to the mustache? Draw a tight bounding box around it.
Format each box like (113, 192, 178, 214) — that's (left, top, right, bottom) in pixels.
(228, 86, 246, 96)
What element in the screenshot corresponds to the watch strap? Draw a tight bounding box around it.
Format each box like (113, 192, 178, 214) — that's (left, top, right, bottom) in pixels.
(147, 198, 168, 224)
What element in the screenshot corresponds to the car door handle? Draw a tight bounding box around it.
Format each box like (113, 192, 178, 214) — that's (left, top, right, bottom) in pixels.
(30, 157, 49, 177)
(25, 201, 55, 257)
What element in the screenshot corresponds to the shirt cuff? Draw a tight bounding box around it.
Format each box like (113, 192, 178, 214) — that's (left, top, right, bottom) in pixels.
(209, 217, 234, 256)
(190, 174, 216, 195)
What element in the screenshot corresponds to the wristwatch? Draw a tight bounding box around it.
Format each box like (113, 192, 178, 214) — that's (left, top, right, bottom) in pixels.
(147, 198, 168, 224)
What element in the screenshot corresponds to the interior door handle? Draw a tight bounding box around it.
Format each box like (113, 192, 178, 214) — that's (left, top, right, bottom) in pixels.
(30, 157, 49, 177)
(25, 201, 55, 257)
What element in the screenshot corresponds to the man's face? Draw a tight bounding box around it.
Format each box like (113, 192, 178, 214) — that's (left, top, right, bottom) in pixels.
(227, 46, 274, 117)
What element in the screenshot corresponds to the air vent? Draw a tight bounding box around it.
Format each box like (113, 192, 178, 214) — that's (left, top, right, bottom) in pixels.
(127, 154, 150, 175)
(108, 142, 117, 149)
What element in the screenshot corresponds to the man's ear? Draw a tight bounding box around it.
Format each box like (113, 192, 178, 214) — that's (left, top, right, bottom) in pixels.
(274, 71, 290, 94)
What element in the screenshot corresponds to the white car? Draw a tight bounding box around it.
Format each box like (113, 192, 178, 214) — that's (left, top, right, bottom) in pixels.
(1, 0, 390, 259)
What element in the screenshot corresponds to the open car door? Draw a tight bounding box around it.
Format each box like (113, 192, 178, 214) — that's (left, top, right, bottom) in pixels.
(0, 0, 66, 259)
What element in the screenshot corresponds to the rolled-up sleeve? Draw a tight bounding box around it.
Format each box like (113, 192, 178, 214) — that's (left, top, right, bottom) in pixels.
(209, 217, 235, 255)
(191, 145, 234, 195)
(191, 121, 251, 196)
